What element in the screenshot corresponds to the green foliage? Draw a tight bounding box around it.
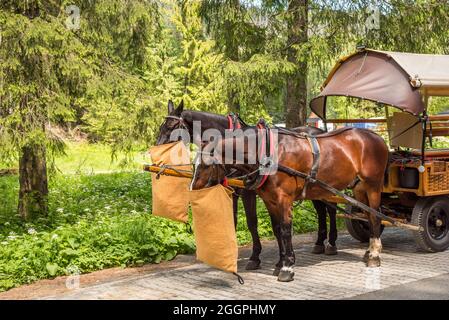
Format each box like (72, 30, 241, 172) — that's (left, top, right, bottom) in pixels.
(428, 97, 449, 115)
(0, 6, 93, 162)
(2, 0, 448, 155)
(0, 168, 328, 291)
(0, 172, 196, 291)
(198, 0, 297, 121)
(222, 54, 296, 124)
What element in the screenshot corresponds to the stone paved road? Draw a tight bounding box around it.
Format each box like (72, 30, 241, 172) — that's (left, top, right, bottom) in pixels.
(36, 228, 449, 300)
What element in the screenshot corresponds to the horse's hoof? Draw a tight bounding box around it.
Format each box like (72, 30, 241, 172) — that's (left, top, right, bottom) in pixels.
(311, 244, 325, 254)
(245, 259, 261, 270)
(367, 256, 381, 268)
(363, 250, 370, 262)
(277, 269, 295, 282)
(273, 267, 281, 277)
(325, 244, 338, 255)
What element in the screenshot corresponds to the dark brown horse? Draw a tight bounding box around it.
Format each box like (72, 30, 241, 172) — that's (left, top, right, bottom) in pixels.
(156, 101, 262, 270)
(156, 101, 338, 270)
(191, 125, 389, 282)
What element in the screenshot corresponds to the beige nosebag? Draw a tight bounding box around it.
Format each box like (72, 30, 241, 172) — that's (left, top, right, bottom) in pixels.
(149, 142, 191, 223)
(149, 143, 243, 283)
(190, 185, 242, 282)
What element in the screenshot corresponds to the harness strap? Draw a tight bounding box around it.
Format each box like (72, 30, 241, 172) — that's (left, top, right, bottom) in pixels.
(301, 135, 321, 198)
(256, 121, 270, 189)
(243, 120, 273, 190)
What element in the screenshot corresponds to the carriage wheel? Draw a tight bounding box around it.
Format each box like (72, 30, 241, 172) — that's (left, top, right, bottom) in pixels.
(344, 205, 384, 243)
(411, 196, 449, 252)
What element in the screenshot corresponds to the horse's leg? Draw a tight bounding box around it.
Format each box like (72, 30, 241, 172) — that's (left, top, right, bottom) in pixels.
(242, 190, 262, 270)
(311, 200, 327, 254)
(232, 192, 239, 229)
(270, 213, 284, 276)
(264, 195, 295, 282)
(353, 184, 371, 261)
(325, 204, 338, 255)
(278, 199, 295, 282)
(366, 187, 383, 267)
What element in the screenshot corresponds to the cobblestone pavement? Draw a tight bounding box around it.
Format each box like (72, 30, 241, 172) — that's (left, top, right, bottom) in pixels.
(39, 229, 449, 300)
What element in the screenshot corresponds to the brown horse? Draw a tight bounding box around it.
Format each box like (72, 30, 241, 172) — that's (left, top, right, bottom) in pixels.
(191, 126, 389, 282)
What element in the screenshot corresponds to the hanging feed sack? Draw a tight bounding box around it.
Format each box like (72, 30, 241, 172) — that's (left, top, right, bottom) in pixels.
(150, 141, 191, 223)
(189, 184, 239, 275)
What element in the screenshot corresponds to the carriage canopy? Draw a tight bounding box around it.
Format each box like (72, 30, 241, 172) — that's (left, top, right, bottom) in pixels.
(310, 49, 449, 120)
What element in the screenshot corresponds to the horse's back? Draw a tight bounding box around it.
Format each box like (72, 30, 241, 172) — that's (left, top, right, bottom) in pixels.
(314, 128, 388, 182)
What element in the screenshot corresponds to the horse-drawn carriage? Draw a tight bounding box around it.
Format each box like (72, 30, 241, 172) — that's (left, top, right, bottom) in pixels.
(146, 48, 449, 282)
(310, 48, 449, 252)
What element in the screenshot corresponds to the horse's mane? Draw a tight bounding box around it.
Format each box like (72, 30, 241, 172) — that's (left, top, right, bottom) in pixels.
(182, 110, 227, 122)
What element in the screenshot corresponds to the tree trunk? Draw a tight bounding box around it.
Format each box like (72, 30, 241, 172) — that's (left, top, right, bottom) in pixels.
(226, 0, 241, 114)
(18, 144, 48, 220)
(286, 0, 308, 127)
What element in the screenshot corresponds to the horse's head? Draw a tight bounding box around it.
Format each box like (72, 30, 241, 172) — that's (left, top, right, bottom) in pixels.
(190, 135, 258, 190)
(156, 100, 185, 145)
(190, 141, 227, 190)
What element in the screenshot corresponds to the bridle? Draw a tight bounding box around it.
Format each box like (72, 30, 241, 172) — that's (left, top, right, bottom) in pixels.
(157, 114, 190, 144)
(191, 151, 230, 189)
(190, 150, 264, 191)
(190, 119, 276, 191)
(166, 112, 263, 190)
(163, 115, 189, 131)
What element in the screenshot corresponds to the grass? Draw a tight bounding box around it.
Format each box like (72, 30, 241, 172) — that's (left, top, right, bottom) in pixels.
(52, 141, 148, 174)
(0, 141, 339, 292)
(1, 140, 149, 175)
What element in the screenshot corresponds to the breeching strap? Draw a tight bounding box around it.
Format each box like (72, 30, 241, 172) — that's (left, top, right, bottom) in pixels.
(277, 164, 420, 231)
(301, 135, 321, 198)
(254, 120, 274, 189)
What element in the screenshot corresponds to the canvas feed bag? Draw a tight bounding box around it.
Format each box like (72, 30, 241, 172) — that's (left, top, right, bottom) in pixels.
(189, 184, 238, 274)
(150, 141, 191, 223)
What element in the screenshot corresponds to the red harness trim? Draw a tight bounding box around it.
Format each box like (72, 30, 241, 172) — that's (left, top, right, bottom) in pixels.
(222, 115, 240, 188)
(227, 114, 241, 130)
(222, 176, 229, 188)
(227, 115, 233, 130)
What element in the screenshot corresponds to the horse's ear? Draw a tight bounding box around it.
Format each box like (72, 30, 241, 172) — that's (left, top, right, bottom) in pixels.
(168, 100, 175, 114)
(175, 100, 184, 115)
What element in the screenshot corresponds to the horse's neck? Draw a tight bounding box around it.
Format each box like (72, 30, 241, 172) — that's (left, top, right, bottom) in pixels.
(182, 110, 228, 144)
(182, 110, 228, 130)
